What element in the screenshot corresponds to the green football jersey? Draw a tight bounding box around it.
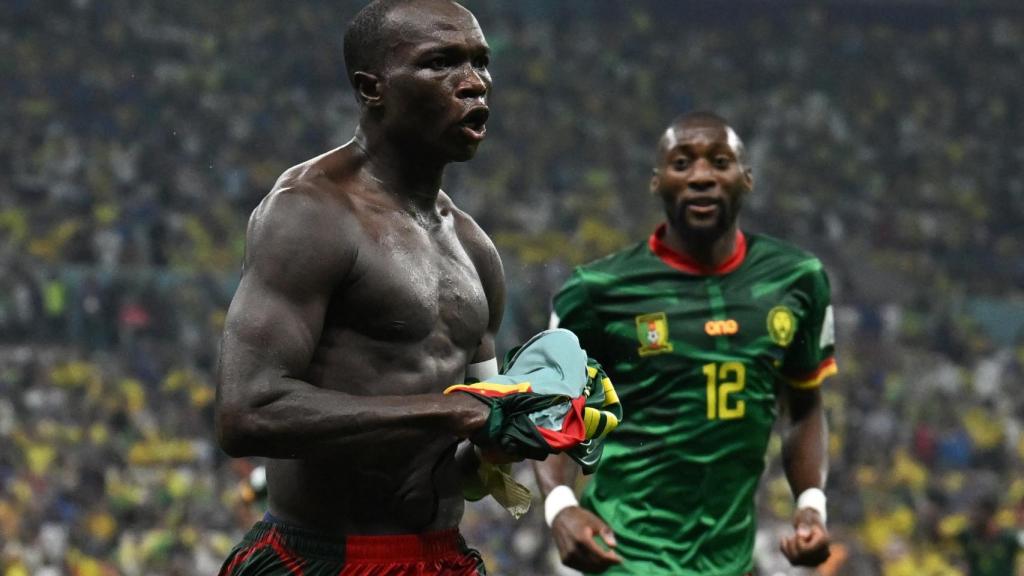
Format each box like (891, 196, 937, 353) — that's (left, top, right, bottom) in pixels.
(551, 226, 837, 576)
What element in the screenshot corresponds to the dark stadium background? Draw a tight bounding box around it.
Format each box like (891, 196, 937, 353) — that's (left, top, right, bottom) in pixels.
(2, 1, 1023, 574)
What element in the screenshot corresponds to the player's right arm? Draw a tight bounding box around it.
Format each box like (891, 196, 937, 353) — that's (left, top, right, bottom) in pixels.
(533, 267, 621, 573)
(215, 183, 488, 459)
(534, 453, 620, 572)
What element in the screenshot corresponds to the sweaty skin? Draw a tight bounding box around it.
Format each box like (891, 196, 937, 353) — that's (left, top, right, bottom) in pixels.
(216, 0, 502, 535)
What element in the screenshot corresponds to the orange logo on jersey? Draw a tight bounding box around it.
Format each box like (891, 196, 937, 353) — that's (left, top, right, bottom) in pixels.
(636, 312, 674, 357)
(704, 319, 739, 336)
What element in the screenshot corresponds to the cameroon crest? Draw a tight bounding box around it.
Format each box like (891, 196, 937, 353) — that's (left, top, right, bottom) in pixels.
(767, 306, 796, 346)
(636, 312, 674, 357)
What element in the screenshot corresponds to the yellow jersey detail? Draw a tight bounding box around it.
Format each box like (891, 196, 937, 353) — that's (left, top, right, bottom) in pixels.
(636, 312, 674, 357)
(767, 306, 797, 347)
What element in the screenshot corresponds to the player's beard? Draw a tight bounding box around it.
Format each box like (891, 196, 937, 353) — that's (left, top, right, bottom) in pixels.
(672, 195, 742, 244)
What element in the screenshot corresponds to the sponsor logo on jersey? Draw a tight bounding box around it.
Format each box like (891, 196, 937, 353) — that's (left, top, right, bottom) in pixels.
(704, 319, 739, 336)
(635, 312, 674, 356)
(767, 305, 797, 346)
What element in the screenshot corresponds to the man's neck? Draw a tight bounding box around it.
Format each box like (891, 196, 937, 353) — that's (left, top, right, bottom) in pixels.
(662, 222, 739, 270)
(354, 125, 445, 213)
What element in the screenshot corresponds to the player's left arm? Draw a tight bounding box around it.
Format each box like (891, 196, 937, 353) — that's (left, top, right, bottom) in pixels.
(779, 264, 836, 567)
(450, 197, 508, 471)
(780, 384, 830, 566)
(449, 193, 506, 370)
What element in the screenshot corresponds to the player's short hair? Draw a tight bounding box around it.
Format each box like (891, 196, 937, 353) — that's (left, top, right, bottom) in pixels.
(343, 0, 408, 90)
(658, 111, 748, 168)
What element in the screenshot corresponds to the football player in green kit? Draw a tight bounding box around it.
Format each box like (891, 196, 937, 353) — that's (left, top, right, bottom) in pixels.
(533, 112, 835, 575)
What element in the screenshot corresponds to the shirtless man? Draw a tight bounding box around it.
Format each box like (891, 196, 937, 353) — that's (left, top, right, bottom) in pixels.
(215, 1, 509, 573)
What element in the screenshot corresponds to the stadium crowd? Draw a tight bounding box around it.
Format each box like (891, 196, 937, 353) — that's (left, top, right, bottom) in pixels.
(2, 0, 1023, 574)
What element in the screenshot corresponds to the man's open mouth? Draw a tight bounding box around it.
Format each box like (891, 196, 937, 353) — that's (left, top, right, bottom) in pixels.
(460, 107, 490, 135)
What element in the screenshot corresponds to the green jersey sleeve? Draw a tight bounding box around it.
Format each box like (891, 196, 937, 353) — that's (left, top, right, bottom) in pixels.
(551, 267, 605, 360)
(780, 263, 837, 389)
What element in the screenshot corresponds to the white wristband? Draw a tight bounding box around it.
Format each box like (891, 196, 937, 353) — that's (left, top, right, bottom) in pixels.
(544, 485, 579, 527)
(796, 487, 827, 525)
(466, 358, 499, 381)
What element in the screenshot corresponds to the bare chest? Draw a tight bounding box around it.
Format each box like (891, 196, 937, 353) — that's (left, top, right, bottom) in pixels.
(328, 217, 489, 351)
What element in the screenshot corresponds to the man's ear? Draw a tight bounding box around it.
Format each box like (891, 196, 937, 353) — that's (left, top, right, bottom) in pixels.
(649, 169, 660, 195)
(353, 71, 383, 108)
(743, 166, 754, 192)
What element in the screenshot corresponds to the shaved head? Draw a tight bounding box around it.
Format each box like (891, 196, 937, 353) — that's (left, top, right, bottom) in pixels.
(343, 0, 473, 89)
(656, 111, 748, 170)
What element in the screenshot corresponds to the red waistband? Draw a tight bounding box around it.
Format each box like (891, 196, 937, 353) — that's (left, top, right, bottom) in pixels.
(344, 529, 463, 562)
(246, 521, 465, 562)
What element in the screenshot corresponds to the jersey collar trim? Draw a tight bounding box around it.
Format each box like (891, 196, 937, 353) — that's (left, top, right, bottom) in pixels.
(648, 224, 748, 276)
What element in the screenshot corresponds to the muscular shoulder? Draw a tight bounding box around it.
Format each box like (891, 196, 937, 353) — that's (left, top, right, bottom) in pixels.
(439, 191, 503, 288)
(243, 160, 359, 289)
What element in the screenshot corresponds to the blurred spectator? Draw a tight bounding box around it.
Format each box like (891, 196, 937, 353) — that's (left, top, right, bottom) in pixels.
(3, 1, 1023, 573)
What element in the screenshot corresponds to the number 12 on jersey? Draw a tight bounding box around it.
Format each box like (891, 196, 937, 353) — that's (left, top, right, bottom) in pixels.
(703, 362, 746, 420)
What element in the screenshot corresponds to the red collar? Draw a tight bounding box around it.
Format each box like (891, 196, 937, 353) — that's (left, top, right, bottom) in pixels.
(648, 224, 748, 276)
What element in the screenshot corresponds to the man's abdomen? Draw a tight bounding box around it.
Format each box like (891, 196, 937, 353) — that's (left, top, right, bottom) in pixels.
(265, 436, 466, 534)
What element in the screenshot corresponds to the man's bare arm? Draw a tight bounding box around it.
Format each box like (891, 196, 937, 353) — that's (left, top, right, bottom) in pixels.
(534, 453, 620, 572)
(779, 385, 831, 566)
(449, 193, 505, 368)
(781, 386, 828, 498)
(215, 184, 487, 459)
(533, 452, 578, 497)
(449, 199, 505, 472)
